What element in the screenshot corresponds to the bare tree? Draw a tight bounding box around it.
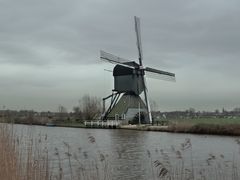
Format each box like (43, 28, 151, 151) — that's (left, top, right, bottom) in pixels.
(72, 106, 83, 121)
(58, 105, 67, 113)
(80, 95, 101, 120)
(57, 105, 68, 121)
(73, 106, 80, 114)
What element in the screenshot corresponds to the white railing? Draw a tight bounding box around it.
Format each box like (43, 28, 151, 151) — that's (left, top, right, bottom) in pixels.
(84, 120, 121, 128)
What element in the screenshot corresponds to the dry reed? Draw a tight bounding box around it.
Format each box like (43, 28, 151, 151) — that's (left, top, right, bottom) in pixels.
(151, 138, 240, 180)
(0, 123, 50, 180)
(0, 123, 111, 180)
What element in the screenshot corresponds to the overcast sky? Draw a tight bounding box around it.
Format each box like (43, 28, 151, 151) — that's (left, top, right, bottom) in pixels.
(1, 0, 240, 112)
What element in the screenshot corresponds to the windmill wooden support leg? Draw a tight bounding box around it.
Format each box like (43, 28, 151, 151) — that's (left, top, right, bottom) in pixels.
(101, 94, 114, 120)
(102, 92, 120, 120)
(102, 100, 105, 115)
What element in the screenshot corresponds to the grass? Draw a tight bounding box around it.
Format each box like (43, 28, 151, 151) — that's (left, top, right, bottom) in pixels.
(120, 117, 240, 135)
(166, 117, 240, 136)
(154, 117, 240, 136)
(168, 116, 240, 125)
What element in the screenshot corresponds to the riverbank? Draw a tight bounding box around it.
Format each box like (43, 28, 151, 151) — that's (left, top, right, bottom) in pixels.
(120, 123, 240, 136)
(54, 122, 240, 136)
(2, 118, 240, 136)
(168, 123, 240, 136)
(120, 124, 169, 131)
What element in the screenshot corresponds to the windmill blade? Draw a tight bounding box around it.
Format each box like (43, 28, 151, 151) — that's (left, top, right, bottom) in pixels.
(134, 16, 143, 65)
(145, 67, 176, 81)
(145, 67, 175, 77)
(100, 50, 139, 69)
(145, 71, 176, 81)
(134, 16, 152, 123)
(100, 50, 129, 64)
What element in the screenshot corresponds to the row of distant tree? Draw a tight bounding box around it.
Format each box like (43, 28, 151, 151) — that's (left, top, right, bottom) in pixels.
(155, 107, 240, 120)
(1, 95, 240, 122)
(0, 95, 102, 123)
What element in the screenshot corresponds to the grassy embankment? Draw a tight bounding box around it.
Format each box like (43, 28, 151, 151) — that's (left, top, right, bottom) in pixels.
(3, 115, 240, 136)
(167, 117, 240, 136)
(120, 117, 240, 136)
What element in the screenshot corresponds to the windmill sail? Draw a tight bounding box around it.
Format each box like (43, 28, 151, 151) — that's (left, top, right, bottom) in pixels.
(145, 67, 175, 77)
(145, 67, 176, 81)
(100, 50, 135, 68)
(100, 50, 128, 64)
(134, 16, 152, 123)
(134, 16, 143, 65)
(145, 71, 176, 81)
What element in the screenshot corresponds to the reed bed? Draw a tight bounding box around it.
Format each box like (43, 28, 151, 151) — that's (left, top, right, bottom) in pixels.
(0, 124, 50, 180)
(150, 138, 240, 180)
(0, 123, 111, 180)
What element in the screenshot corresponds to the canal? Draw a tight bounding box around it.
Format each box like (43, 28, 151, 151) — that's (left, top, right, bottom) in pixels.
(13, 124, 240, 179)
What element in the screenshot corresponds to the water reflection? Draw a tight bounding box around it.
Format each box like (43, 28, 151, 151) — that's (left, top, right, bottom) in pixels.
(108, 130, 150, 179)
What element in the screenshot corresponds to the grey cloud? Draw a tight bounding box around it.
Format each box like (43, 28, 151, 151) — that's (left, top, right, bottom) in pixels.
(0, 0, 240, 111)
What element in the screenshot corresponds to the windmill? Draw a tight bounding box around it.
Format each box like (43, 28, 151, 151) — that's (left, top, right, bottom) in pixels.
(100, 16, 175, 124)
